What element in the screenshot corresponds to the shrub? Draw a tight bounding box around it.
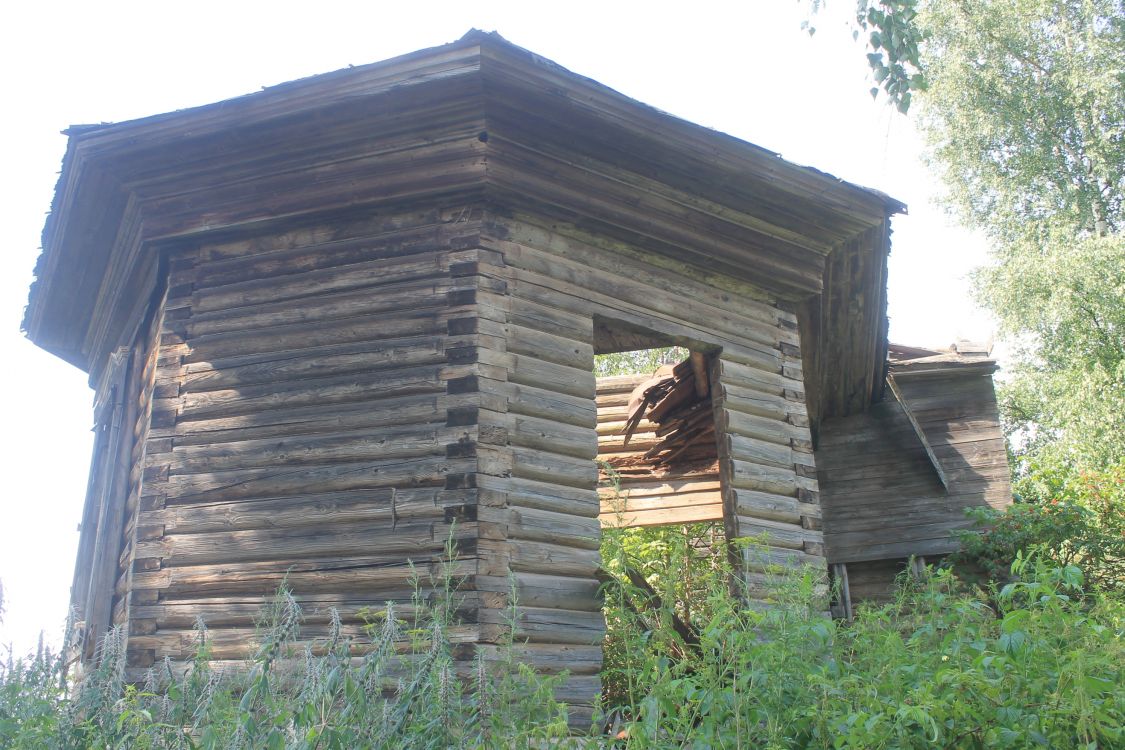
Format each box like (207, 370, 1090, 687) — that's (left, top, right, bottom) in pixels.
(950, 461, 1125, 592)
(611, 558, 1125, 748)
(5, 535, 1125, 747)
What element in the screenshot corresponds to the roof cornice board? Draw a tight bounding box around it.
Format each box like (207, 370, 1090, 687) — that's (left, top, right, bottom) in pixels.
(25, 30, 904, 376)
(475, 35, 902, 220)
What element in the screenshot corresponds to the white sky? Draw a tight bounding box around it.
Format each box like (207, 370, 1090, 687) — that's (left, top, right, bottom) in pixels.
(0, 0, 995, 654)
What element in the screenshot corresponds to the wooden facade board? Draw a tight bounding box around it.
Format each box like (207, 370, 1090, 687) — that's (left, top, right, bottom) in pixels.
(819, 367, 1011, 565)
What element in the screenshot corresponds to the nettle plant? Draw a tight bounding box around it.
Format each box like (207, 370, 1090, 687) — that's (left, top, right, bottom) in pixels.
(3, 554, 1124, 748)
(1, 548, 577, 750)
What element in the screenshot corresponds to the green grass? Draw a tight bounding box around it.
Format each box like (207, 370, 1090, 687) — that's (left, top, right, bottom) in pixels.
(3, 546, 1124, 748)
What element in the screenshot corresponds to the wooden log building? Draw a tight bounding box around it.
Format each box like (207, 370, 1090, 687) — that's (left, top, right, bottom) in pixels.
(24, 31, 1009, 722)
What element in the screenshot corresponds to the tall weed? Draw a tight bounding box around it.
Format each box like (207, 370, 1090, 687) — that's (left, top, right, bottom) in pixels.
(608, 555, 1124, 748)
(0, 552, 575, 749)
(3, 547, 1123, 747)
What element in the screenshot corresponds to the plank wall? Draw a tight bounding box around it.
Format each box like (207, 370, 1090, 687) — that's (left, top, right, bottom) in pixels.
(819, 369, 1010, 566)
(116, 205, 495, 673)
(839, 558, 908, 606)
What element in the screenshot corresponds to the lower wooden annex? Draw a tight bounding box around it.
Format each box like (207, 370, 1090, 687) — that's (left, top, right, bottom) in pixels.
(819, 343, 1011, 613)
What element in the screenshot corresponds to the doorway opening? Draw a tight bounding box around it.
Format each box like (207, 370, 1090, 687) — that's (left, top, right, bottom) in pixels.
(592, 320, 730, 710)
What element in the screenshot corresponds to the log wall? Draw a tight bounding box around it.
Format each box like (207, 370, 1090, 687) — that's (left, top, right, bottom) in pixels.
(94, 205, 828, 724)
(115, 206, 493, 672)
(483, 214, 826, 620)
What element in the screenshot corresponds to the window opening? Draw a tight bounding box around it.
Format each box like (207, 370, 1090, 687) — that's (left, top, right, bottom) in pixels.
(595, 347, 721, 528)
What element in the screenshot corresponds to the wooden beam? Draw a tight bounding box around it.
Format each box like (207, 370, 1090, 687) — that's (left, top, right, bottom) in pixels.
(690, 351, 709, 399)
(885, 374, 949, 491)
(82, 347, 133, 661)
(832, 563, 853, 620)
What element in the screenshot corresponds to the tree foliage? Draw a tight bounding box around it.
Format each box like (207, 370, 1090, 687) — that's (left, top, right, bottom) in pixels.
(914, 0, 1125, 483)
(805, 1, 929, 111)
(921, 0, 1125, 241)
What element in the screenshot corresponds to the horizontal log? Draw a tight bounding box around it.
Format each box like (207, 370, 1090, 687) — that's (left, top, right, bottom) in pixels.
(171, 392, 450, 446)
(128, 622, 379, 660)
(160, 456, 476, 503)
(819, 464, 1010, 494)
(476, 572, 601, 612)
(825, 505, 996, 534)
(177, 366, 447, 421)
(477, 472, 599, 509)
(598, 431, 659, 452)
(735, 516, 819, 550)
(740, 544, 826, 573)
(491, 539, 601, 579)
(479, 605, 605, 645)
(716, 381, 793, 421)
(137, 518, 467, 566)
(132, 555, 477, 597)
(827, 534, 967, 564)
(727, 459, 797, 496)
(507, 323, 595, 372)
(594, 374, 647, 394)
(600, 503, 724, 528)
(822, 478, 1011, 507)
(481, 291, 593, 344)
(815, 438, 1007, 472)
(183, 310, 446, 362)
(716, 408, 800, 446)
(176, 336, 447, 393)
(725, 433, 793, 469)
(599, 476, 721, 499)
(506, 413, 597, 460)
(730, 488, 800, 524)
(193, 212, 463, 282)
(187, 279, 453, 337)
(510, 446, 598, 489)
(508, 353, 595, 400)
(146, 487, 458, 534)
(714, 357, 800, 395)
(190, 241, 446, 314)
(503, 505, 601, 550)
(482, 378, 597, 428)
(168, 425, 455, 474)
(131, 597, 470, 630)
(818, 412, 1002, 447)
(600, 489, 721, 514)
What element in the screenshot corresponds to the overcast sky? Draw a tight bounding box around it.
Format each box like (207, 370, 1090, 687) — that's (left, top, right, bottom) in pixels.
(0, 0, 995, 654)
